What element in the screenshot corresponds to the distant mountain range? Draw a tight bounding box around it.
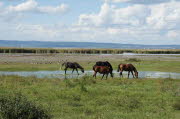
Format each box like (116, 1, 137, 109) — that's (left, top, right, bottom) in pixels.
(0, 40, 179, 49)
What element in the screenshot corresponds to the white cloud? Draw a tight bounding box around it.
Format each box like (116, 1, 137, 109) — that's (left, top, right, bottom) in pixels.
(8, 0, 37, 12)
(0, 0, 69, 23)
(107, 0, 180, 4)
(77, 1, 180, 44)
(7, 0, 69, 14)
(1, 0, 180, 45)
(167, 30, 179, 38)
(79, 3, 113, 26)
(79, 3, 150, 27)
(37, 4, 68, 14)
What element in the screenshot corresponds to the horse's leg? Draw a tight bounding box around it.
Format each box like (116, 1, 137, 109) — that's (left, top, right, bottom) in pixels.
(128, 71, 130, 78)
(93, 72, 97, 79)
(101, 74, 105, 80)
(72, 69, 74, 74)
(106, 73, 108, 79)
(75, 68, 79, 75)
(131, 71, 135, 78)
(110, 71, 113, 78)
(120, 71, 123, 78)
(64, 68, 68, 75)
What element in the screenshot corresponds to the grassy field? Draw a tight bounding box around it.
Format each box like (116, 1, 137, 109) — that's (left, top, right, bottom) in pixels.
(0, 75, 179, 119)
(0, 60, 180, 73)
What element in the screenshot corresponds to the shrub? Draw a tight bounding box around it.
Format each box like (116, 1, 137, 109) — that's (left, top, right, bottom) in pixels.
(125, 58, 141, 62)
(0, 93, 51, 119)
(173, 98, 180, 110)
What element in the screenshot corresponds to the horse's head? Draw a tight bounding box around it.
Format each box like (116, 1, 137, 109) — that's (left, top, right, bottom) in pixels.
(135, 72, 138, 78)
(81, 68, 85, 73)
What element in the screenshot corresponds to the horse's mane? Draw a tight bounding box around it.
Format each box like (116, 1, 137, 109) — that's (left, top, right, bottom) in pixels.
(133, 66, 137, 72)
(74, 62, 83, 69)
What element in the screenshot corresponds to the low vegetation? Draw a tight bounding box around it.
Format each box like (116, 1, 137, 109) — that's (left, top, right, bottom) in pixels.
(1, 47, 180, 54)
(0, 75, 179, 119)
(125, 58, 141, 62)
(0, 93, 51, 119)
(0, 60, 180, 73)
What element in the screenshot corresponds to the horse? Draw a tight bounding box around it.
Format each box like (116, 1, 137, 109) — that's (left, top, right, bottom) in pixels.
(93, 66, 113, 80)
(117, 64, 138, 78)
(93, 61, 113, 77)
(61, 62, 84, 75)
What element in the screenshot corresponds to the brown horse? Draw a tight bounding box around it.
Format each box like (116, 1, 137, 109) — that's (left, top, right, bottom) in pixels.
(117, 64, 138, 78)
(93, 66, 113, 80)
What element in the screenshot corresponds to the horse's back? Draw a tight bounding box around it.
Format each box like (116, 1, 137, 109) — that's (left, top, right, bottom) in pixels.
(95, 61, 113, 71)
(119, 63, 136, 71)
(94, 66, 110, 73)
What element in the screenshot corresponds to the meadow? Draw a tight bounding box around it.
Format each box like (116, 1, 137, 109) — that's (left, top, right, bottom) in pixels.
(0, 53, 180, 73)
(0, 75, 179, 119)
(0, 52, 180, 118)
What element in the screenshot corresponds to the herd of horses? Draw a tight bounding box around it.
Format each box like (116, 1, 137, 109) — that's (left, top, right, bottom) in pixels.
(61, 61, 138, 79)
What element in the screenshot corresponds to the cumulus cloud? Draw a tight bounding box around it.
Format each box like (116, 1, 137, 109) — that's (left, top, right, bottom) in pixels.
(77, 1, 180, 44)
(1, 0, 180, 45)
(37, 4, 68, 14)
(79, 3, 150, 27)
(106, 0, 180, 4)
(7, 0, 69, 14)
(8, 0, 37, 12)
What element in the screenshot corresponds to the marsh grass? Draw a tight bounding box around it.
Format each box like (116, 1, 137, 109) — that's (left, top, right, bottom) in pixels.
(173, 98, 180, 110)
(0, 93, 51, 119)
(1, 47, 180, 54)
(0, 75, 179, 119)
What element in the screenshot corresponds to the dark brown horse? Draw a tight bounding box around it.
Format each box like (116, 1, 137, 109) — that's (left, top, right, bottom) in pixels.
(61, 62, 84, 75)
(117, 64, 138, 78)
(93, 66, 113, 80)
(93, 61, 113, 77)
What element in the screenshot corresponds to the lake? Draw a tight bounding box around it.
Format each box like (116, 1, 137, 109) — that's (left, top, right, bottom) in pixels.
(0, 70, 180, 79)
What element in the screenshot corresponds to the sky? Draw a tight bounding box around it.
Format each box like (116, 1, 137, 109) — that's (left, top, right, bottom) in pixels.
(0, 0, 180, 45)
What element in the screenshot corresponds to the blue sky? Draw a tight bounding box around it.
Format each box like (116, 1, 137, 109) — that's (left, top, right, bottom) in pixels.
(0, 0, 180, 45)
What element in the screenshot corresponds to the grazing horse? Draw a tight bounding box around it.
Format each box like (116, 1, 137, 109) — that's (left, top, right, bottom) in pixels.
(93, 66, 113, 80)
(61, 62, 84, 75)
(117, 64, 138, 78)
(93, 61, 113, 77)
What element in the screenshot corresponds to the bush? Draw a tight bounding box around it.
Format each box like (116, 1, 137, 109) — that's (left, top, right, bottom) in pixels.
(0, 93, 51, 119)
(173, 98, 180, 110)
(125, 58, 141, 62)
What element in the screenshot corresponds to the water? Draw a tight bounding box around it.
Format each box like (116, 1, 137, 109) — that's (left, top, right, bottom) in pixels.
(101, 53, 180, 56)
(0, 70, 180, 79)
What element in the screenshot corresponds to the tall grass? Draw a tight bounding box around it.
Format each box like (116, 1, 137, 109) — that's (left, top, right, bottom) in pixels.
(0, 75, 179, 119)
(0, 93, 51, 119)
(0, 47, 180, 54)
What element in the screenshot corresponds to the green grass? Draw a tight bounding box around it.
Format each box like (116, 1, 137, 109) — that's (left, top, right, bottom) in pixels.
(0, 60, 180, 73)
(1, 47, 180, 54)
(0, 75, 179, 119)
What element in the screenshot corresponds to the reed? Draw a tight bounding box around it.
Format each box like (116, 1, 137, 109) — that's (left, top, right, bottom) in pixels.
(0, 47, 180, 54)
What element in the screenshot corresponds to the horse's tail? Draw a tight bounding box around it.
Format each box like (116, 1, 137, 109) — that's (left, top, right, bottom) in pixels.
(117, 64, 120, 72)
(93, 65, 96, 71)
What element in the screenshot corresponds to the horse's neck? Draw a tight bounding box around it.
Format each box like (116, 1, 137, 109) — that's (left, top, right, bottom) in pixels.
(133, 67, 137, 72)
(79, 66, 83, 69)
(62, 62, 66, 66)
(77, 64, 82, 69)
